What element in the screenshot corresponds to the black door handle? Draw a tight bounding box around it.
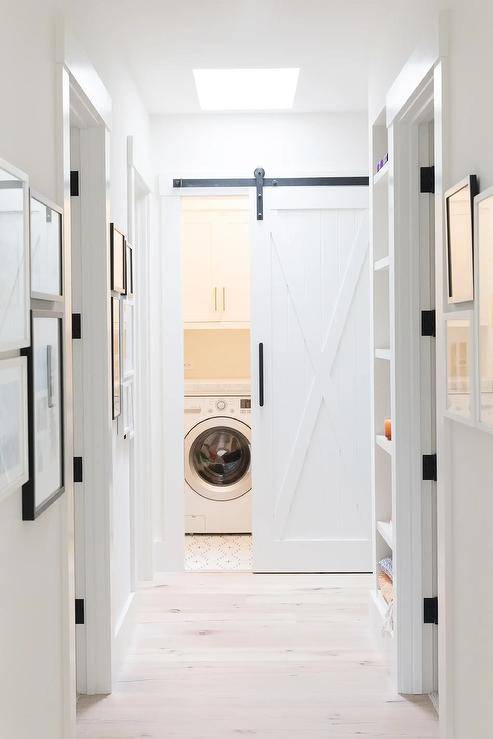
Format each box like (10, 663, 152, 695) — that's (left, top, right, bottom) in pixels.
(259, 343, 264, 407)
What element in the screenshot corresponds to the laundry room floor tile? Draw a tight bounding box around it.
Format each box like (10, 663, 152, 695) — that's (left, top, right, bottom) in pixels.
(184, 534, 252, 571)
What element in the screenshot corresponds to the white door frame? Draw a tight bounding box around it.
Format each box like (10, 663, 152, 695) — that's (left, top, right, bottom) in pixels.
(127, 136, 153, 582)
(390, 73, 437, 694)
(157, 177, 252, 571)
(57, 22, 114, 718)
(385, 54, 451, 736)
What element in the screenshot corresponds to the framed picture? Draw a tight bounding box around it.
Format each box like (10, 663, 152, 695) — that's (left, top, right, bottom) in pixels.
(476, 187, 493, 430)
(125, 241, 134, 296)
(111, 296, 121, 419)
(122, 379, 135, 439)
(445, 175, 478, 304)
(445, 313, 474, 422)
(122, 300, 134, 379)
(0, 158, 30, 350)
(22, 310, 64, 519)
(30, 193, 63, 301)
(110, 223, 125, 294)
(0, 356, 29, 503)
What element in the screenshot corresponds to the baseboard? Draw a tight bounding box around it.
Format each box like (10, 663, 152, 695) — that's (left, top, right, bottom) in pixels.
(429, 691, 439, 715)
(153, 537, 185, 573)
(112, 592, 136, 685)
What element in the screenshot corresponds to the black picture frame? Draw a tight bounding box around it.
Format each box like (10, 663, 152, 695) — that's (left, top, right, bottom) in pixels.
(110, 222, 125, 294)
(30, 192, 63, 302)
(125, 241, 134, 297)
(21, 310, 65, 520)
(111, 296, 121, 419)
(445, 174, 479, 304)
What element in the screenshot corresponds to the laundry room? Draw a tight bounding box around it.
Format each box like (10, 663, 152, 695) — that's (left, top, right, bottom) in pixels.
(182, 195, 253, 570)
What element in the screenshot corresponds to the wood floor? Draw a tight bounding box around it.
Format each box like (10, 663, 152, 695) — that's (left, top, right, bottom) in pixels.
(77, 572, 439, 738)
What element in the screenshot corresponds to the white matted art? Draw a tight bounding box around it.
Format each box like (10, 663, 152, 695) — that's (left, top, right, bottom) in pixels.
(0, 159, 30, 350)
(0, 356, 29, 502)
(22, 310, 64, 519)
(122, 300, 135, 379)
(477, 187, 493, 430)
(30, 194, 63, 300)
(445, 314, 473, 421)
(122, 379, 135, 439)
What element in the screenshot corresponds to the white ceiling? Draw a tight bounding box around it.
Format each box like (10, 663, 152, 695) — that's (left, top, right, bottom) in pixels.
(70, 0, 391, 115)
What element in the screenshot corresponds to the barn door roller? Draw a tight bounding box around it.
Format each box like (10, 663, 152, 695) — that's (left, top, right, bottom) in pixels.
(173, 168, 369, 221)
(254, 167, 265, 220)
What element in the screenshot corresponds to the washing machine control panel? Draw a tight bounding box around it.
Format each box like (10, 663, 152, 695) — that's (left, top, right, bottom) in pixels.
(200, 397, 252, 416)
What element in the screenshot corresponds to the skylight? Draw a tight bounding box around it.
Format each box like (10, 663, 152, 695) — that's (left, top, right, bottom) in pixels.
(193, 68, 300, 111)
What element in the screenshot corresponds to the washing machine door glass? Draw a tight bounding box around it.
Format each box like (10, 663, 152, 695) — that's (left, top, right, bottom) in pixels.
(185, 418, 251, 501)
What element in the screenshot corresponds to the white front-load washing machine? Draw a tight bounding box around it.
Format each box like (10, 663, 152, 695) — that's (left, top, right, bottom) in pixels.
(184, 381, 251, 534)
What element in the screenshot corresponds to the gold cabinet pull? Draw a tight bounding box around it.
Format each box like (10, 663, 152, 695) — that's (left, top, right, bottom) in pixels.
(222, 286, 226, 312)
(213, 286, 218, 312)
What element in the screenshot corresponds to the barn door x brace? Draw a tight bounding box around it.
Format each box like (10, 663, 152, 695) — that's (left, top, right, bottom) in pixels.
(173, 168, 369, 220)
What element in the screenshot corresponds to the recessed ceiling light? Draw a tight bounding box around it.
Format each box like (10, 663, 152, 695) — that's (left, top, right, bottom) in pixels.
(193, 68, 300, 111)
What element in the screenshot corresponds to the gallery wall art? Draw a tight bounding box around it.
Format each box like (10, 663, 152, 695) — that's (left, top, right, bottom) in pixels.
(110, 222, 125, 294)
(30, 194, 63, 301)
(0, 356, 29, 503)
(445, 175, 478, 304)
(22, 310, 64, 519)
(111, 296, 121, 419)
(0, 159, 30, 350)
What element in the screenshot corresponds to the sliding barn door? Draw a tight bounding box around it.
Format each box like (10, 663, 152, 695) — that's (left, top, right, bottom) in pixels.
(251, 187, 371, 572)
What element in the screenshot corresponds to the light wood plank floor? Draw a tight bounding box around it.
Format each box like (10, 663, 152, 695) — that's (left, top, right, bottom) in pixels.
(77, 573, 439, 738)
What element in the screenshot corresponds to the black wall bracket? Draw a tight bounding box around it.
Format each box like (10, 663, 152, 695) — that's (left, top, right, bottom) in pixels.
(73, 457, 83, 483)
(75, 598, 85, 625)
(424, 596, 438, 625)
(423, 454, 437, 482)
(420, 166, 435, 194)
(421, 309, 436, 337)
(70, 170, 79, 197)
(72, 313, 82, 340)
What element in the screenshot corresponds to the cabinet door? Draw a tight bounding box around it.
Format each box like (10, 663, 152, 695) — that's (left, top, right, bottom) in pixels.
(214, 210, 250, 323)
(181, 212, 218, 323)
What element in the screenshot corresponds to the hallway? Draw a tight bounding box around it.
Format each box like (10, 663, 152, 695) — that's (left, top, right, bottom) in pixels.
(77, 574, 438, 738)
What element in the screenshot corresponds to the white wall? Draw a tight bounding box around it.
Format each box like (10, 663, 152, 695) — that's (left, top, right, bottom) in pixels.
(368, 2, 493, 736)
(442, 3, 493, 737)
(0, 3, 154, 736)
(0, 3, 66, 738)
(152, 112, 368, 180)
(368, 0, 439, 121)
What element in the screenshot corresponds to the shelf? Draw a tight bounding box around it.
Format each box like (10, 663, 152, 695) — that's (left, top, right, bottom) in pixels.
(373, 161, 389, 186)
(377, 520, 393, 548)
(371, 588, 389, 620)
(376, 434, 392, 455)
(375, 348, 391, 361)
(374, 256, 389, 272)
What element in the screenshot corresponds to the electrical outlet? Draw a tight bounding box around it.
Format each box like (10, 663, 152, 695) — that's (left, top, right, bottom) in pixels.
(184, 361, 192, 370)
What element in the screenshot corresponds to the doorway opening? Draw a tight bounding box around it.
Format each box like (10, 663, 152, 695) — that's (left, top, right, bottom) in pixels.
(181, 195, 253, 571)
(69, 80, 113, 695)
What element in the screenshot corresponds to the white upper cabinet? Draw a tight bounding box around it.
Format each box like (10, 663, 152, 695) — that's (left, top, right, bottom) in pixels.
(182, 214, 217, 323)
(181, 197, 250, 327)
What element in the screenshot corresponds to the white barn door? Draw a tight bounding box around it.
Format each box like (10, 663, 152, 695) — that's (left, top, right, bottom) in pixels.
(251, 187, 371, 572)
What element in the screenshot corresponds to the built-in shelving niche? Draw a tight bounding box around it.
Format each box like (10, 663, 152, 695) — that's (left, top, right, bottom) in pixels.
(370, 108, 395, 653)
